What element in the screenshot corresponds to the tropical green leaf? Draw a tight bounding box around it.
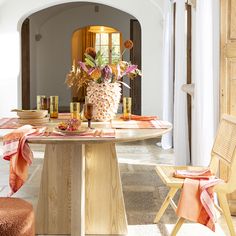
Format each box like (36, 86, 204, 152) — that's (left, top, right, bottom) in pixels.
(96, 51, 104, 67)
(85, 58, 95, 67)
(95, 50, 101, 60)
(84, 53, 96, 64)
(98, 57, 104, 67)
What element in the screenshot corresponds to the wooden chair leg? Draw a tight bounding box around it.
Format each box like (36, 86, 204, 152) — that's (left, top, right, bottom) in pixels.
(170, 217, 185, 236)
(218, 193, 236, 236)
(154, 187, 178, 223)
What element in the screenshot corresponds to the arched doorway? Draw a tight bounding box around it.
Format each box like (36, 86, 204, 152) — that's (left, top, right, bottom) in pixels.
(21, 2, 141, 114)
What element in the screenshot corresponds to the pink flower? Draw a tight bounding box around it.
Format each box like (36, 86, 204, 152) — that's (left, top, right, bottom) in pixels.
(125, 65, 137, 73)
(79, 62, 88, 72)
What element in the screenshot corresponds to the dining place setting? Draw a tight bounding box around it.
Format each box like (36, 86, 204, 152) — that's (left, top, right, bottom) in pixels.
(2, 99, 114, 139)
(0, 93, 171, 139)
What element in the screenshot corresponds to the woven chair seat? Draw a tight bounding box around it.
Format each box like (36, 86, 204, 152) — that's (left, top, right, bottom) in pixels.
(0, 197, 35, 236)
(155, 165, 205, 187)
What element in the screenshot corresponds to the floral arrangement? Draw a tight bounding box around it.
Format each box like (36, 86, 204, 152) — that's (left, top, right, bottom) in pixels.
(66, 39, 141, 89)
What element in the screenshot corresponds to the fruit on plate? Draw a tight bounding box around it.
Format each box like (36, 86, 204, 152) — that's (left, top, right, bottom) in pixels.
(57, 119, 81, 131)
(67, 119, 81, 131)
(57, 122, 68, 130)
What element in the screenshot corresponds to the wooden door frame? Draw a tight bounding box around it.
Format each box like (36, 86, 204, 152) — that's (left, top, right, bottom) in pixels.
(173, 2, 192, 160)
(186, 3, 192, 160)
(130, 19, 142, 115)
(21, 18, 30, 109)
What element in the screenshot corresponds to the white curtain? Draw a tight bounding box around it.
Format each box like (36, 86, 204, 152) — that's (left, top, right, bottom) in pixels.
(192, 0, 219, 166)
(161, 0, 174, 150)
(174, 0, 190, 165)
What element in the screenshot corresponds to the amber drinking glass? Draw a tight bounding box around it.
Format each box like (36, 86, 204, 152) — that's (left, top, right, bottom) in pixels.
(50, 96, 59, 118)
(37, 95, 46, 110)
(70, 102, 80, 119)
(123, 97, 132, 121)
(84, 103, 93, 129)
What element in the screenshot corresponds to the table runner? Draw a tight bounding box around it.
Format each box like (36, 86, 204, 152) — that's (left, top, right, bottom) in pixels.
(0, 116, 171, 130)
(0, 118, 20, 129)
(111, 119, 172, 129)
(119, 114, 159, 121)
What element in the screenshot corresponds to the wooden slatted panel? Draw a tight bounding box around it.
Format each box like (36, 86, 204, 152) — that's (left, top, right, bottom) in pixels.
(229, 0, 236, 39)
(229, 59, 236, 115)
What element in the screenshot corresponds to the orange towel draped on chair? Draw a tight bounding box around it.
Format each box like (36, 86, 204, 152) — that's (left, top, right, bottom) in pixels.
(3, 125, 39, 195)
(174, 169, 223, 232)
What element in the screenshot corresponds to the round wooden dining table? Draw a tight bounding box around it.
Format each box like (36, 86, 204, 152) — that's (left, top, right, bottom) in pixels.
(3, 121, 172, 236)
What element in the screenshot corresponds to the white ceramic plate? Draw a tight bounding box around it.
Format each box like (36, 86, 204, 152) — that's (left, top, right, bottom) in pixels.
(54, 127, 88, 135)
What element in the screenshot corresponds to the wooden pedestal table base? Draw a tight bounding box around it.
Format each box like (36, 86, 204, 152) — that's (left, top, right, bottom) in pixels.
(85, 143, 127, 234)
(36, 143, 85, 235)
(36, 143, 127, 235)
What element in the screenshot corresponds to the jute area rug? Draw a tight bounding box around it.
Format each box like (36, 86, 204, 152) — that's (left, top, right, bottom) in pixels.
(120, 163, 179, 235)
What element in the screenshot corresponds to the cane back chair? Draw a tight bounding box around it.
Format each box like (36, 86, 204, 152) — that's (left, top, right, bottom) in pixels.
(154, 114, 236, 236)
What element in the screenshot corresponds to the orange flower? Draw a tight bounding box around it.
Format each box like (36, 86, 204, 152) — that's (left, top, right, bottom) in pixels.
(85, 47, 97, 59)
(90, 68, 102, 80)
(110, 64, 118, 78)
(124, 40, 133, 49)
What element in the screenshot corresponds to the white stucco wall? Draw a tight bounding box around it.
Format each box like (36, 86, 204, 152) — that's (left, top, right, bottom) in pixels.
(0, 0, 164, 117)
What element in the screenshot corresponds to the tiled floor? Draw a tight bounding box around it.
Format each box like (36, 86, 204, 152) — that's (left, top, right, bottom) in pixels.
(0, 139, 235, 236)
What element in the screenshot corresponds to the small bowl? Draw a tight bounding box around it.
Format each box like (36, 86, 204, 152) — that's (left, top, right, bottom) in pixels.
(17, 110, 48, 119)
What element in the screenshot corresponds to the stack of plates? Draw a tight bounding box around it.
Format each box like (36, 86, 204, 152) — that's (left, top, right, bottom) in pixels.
(16, 110, 49, 125)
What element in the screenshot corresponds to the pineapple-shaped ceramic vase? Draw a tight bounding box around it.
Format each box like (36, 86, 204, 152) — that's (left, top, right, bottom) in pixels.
(86, 81, 121, 121)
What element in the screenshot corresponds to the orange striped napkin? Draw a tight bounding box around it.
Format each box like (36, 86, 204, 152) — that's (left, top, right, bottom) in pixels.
(174, 169, 223, 231)
(3, 125, 44, 195)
